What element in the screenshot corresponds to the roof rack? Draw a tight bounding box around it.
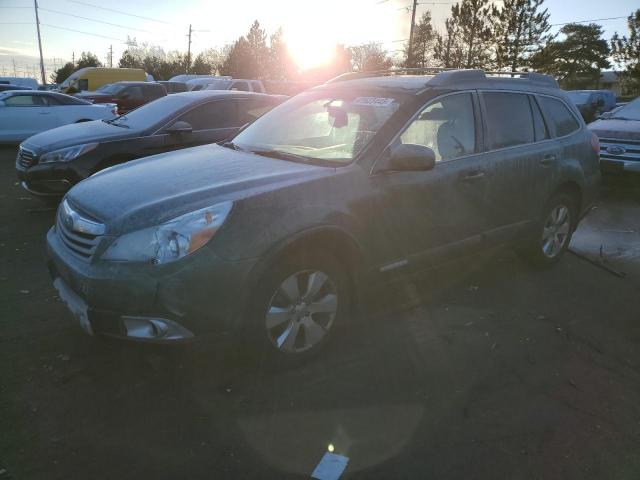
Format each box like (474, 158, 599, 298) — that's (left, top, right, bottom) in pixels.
(326, 67, 458, 83)
(326, 68, 559, 89)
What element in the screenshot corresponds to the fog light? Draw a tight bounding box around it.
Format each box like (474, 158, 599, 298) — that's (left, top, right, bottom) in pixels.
(121, 316, 194, 341)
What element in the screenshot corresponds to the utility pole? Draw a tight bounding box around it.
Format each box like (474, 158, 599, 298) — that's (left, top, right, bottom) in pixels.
(108, 45, 113, 68)
(33, 0, 46, 84)
(186, 24, 192, 74)
(12, 57, 17, 76)
(407, 0, 418, 68)
(72, 51, 75, 65)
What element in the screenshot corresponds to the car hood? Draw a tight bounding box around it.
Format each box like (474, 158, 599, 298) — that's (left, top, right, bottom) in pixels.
(21, 120, 141, 153)
(589, 118, 640, 141)
(66, 144, 332, 233)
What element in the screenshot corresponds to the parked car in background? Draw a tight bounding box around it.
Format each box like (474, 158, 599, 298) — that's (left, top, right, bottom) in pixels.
(46, 69, 599, 359)
(186, 77, 237, 91)
(589, 96, 640, 174)
(0, 84, 31, 92)
(158, 81, 188, 94)
(58, 67, 147, 94)
(0, 90, 116, 143)
(204, 78, 266, 93)
(567, 90, 616, 123)
(16, 91, 286, 197)
(169, 74, 231, 82)
(0, 76, 38, 89)
(75, 81, 166, 114)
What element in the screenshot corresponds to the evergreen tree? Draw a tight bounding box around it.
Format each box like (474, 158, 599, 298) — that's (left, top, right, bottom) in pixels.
(611, 9, 640, 95)
(404, 11, 438, 68)
(491, 0, 552, 71)
(531, 23, 611, 89)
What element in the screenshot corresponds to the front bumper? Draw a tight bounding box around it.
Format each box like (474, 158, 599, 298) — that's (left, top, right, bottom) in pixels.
(16, 161, 83, 196)
(46, 226, 258, 343)
(600, 158, 640, 174)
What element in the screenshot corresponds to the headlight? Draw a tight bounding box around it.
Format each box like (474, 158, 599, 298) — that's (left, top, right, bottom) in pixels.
(102, 201, 233, 264)
(40, 143, 98, 163)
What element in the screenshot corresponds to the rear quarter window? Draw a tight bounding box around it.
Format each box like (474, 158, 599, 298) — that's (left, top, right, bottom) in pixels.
(538, 96, 581, 137)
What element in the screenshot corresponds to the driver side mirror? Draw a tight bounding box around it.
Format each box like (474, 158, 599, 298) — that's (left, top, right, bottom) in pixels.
(384, 143, 436, 172)
(165, 121, 193, 135)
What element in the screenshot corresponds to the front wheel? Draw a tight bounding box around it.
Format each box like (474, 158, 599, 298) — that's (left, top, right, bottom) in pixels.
(243, 251, 351, 361)
(523, 193, 577, 266)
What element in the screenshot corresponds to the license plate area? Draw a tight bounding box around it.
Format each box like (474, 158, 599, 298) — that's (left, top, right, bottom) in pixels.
(53, 277, 93, 336)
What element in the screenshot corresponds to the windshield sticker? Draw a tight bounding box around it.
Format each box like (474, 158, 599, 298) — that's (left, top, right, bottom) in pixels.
(352, 97, 396, 107)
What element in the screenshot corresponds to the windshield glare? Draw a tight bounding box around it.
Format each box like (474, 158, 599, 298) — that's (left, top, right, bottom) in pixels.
(97, 84, 122, 94)
(109, 95, 190, 128)
(206, 79, 232, 90)
(612, 98, 640, 120)
(233, 92, 401, 163)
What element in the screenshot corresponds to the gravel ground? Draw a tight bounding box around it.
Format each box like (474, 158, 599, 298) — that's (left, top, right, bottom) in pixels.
(2, 144, 640, 480)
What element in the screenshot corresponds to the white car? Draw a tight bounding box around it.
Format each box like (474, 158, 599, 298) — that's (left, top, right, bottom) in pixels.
(0, 90, 117, 143)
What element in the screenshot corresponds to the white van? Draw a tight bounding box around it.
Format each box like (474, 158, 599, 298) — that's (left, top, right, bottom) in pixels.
(0, 77, 38, 89)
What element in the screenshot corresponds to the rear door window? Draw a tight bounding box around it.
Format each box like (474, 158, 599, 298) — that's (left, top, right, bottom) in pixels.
(538, 96, 580, 137)
(174, 99, 237, 131)
(237, 97, 280, 124)
(123, 86, 144, 100)
(481, 92, 534, 149)
(4, 95, 45, 106)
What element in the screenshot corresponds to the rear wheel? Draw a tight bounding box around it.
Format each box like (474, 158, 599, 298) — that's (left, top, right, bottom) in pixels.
(243, 251, 351, 362)
(523, 193, 577, 266)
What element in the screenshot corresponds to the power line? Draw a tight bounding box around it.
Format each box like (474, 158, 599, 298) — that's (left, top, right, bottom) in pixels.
(550, 16, 628, 27)
(64, 0, 173, 25)
(39, 7, 154, 33)
(40, 23, 126, 42)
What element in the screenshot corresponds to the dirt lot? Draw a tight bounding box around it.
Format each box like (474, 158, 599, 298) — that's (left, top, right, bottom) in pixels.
(2, 144, 640, 479)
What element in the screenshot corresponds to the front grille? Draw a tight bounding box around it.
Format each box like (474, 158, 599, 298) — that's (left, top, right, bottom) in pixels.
(17, 147, 37, 169)
(56, 201, 104, 261)
(599, 138, 640, 163)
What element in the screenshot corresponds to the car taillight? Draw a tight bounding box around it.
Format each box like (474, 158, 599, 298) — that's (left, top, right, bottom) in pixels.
(590, 132, 600, 155)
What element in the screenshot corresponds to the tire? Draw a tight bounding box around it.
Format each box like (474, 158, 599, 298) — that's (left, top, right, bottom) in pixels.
(523, 192, 577, 266)
(242, 250, 352, 363)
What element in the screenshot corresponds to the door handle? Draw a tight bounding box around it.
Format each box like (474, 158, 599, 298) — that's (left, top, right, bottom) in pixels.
(461, 170, 486, 181)
(540, 154, 557, 166)
(39, 112, 51, 115)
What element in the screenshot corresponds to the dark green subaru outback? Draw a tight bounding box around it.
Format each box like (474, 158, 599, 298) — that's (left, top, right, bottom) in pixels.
(46, 69, 601, 358)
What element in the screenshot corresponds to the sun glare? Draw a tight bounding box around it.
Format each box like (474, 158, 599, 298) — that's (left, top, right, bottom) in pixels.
(281, 0, 396, 71)
(286, 36, 337, 71)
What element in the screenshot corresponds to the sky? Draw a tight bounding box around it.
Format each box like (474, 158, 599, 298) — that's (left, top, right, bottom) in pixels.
(0, 0, 638, 80)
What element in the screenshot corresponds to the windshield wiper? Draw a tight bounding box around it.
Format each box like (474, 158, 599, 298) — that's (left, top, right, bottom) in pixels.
(249, 148, 315, 164)
(102, 118, 129, 128)
(221, 141, 243, 151)
(610, 116, 639, 121)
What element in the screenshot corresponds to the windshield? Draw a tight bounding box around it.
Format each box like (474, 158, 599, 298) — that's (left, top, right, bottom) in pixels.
(567, 92, 593, 104)
(232, 91, 401, 164)
(106, 95, 190, 128)
(611, 97, 640, 120)
(96, 84, 122, 94)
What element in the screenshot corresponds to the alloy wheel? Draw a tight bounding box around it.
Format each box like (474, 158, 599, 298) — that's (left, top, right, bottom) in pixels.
(265, 270, 338, 354)
(542, 204, 571, 258)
